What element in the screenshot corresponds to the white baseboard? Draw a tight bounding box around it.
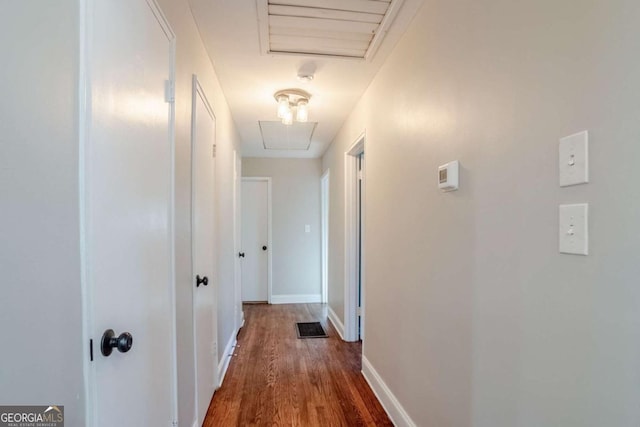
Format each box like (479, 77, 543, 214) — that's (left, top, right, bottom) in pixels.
(361, 356, 416, 427)
(270, 294, 322, 304)
(327, 305, 345, 340)
(217, 330, 237, 388)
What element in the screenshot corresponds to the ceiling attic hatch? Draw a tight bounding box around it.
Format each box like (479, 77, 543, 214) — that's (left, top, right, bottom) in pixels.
(259, 121, 317, 150)
(256, 0, 406, 60)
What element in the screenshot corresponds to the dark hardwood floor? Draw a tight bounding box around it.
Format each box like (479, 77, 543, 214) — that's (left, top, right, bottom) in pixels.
(203, 303, 393, 427)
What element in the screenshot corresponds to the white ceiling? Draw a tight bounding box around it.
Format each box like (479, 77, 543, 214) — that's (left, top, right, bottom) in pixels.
(188, 0, 424, 158)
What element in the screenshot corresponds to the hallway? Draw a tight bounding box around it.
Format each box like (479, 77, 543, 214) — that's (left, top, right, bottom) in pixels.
(204, 304, 391, 426)
(5, 1, 640, 425)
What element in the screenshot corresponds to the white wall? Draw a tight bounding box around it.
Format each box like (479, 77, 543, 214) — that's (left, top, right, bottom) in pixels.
(323, 1, 640, 426)
(243, 158, 322, 300)
(0, 2, 84, 426)
(154, 1, 242, 425)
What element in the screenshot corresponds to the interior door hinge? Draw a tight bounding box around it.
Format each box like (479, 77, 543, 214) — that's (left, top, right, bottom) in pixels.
(164, 79, 175, 103)
(212, 144, 217, 158)
(358, 170, 363, 180)
(357, 307, 362, 316)
(171, 421, 178, 427)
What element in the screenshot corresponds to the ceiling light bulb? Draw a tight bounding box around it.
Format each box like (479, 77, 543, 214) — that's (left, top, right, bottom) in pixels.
(296, 99, 309, 123)
(282, 109, 293, 125)
(277, 95, 290, 119)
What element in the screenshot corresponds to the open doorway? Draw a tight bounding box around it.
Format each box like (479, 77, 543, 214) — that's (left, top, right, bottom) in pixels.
(344, 133, 365, 342)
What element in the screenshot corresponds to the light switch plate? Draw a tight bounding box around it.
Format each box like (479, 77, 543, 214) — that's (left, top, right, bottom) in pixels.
(559, 131, 589, 187)
(559, 203, 588, 255)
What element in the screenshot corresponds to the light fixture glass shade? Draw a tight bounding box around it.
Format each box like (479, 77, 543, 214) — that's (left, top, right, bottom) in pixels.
(296, 99, 309, 122)
(277, 95, 290, 119)
(282, 109, 293, 125)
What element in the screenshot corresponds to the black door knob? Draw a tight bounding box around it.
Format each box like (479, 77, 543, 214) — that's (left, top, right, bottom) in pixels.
(101, 329, 133, 357)
(238, 252, 245, 258)
(196, 275, 208, 287)
(262, 246, 267, 251)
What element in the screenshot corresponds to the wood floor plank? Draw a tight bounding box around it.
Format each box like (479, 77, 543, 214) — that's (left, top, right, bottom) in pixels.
(203, 303, 393, 427)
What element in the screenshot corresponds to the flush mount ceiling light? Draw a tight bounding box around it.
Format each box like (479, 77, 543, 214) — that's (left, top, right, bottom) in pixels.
(273, 88, 311, 125)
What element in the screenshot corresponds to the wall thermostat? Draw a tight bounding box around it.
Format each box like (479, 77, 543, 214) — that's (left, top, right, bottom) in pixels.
(438, 160, 459, 192)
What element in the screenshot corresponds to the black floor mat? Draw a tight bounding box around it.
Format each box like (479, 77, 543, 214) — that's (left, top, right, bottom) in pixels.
(296, 322, 328, 339)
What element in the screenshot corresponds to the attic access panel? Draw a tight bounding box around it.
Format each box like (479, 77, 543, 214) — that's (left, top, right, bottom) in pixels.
(259, 121, 317, 150)
(256, 0, 406, 60)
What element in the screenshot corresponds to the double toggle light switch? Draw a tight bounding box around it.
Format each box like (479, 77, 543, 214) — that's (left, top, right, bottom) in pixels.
(559, 131, 589, 255)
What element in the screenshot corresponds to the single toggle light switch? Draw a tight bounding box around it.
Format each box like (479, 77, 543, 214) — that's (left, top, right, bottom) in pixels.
(559, 131, 589, 187)
(559, 203, 588, 255)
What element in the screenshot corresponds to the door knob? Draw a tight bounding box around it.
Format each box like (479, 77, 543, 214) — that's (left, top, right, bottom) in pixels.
(101, 329, 133, 357)
(262, 246, 267, 251)
(238, 252, 245, 258)
(196, 275, 208, 287)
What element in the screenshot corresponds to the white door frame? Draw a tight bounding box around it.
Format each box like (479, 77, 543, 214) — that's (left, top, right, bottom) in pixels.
(79, 0, 178, 424)
(190, 74, 218, 424)
(241, 177, 273, 304)
(321, 169, 330, 304)
(344, 132, 365, 342)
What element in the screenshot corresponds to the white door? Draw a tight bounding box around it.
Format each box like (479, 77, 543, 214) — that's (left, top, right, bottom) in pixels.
(191, 77, 217, 425)
(233, 151, 243, 327)
(321, 170, 330, 304)
(84, 1, 176, 426)
(241, 179, 269, 302)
